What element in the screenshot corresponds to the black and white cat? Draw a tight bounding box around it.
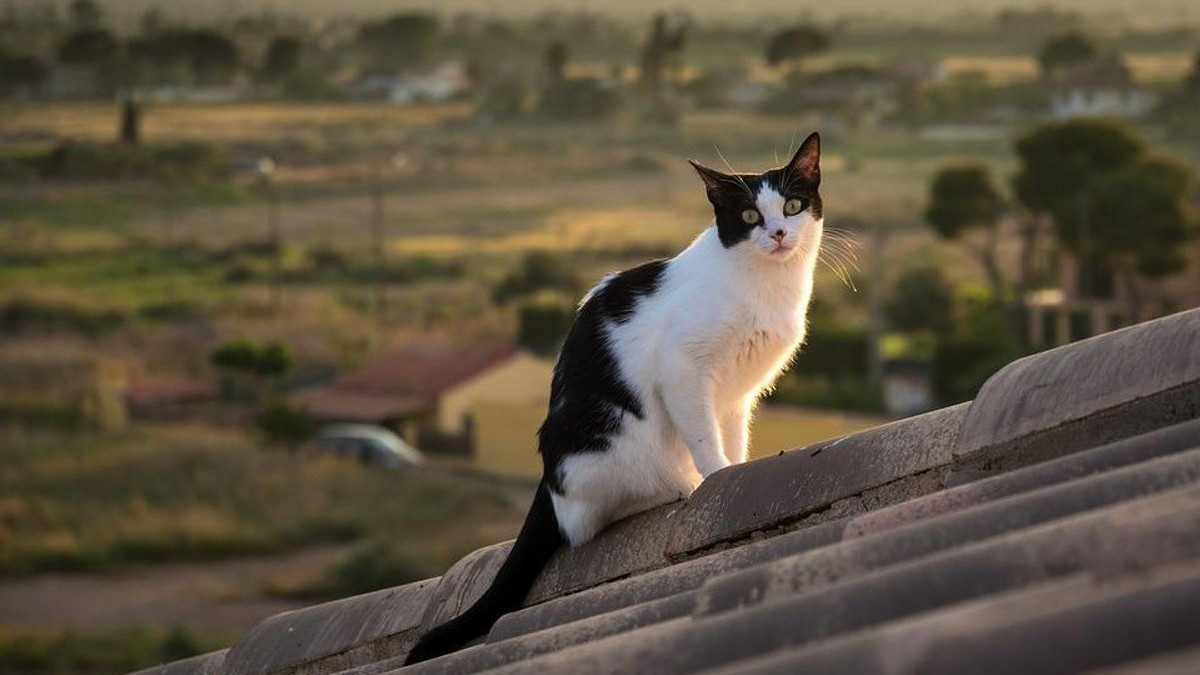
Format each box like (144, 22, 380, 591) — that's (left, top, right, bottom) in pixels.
(404, 132, 824, 665)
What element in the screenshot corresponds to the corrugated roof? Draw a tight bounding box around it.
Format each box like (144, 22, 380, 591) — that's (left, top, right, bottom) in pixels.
(128, 308, 1200, 675)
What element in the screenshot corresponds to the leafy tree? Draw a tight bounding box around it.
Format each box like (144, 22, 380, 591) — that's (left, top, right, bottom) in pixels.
(885, 261, 956, 337)
(1012, 118, 1145, 304)
(1068, 157, 1197, 316)
(57, 28, 118, 65)
(181, 29, 240, 85)
(261, 35, 302, 83)
(0, 54, 50, 95)
(69, 0, 101, 30)
(925, 164, 1006, 298)
(1037, 31, 1098, 77)
(255, 398, 316, 451)
(493, 251, 580, 305)
(357, 13, 440, 73)
(211, 337, 294, 398)
(765, 25, 831, 69)
(517, 298, 574, 355)
(544, 40, 567, 82)
(1013, 118, 1144, 216)
(638, 12, 688, 101)
(57, 28, 120, 95)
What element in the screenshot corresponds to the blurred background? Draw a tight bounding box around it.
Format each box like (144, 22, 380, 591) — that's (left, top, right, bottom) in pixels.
(1, 1, 1198, 672)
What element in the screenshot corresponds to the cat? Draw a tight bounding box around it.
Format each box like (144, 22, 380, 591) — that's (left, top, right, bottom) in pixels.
(403, 132, 824, 665)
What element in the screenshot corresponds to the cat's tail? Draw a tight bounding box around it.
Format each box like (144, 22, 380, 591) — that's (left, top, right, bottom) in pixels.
(403, 480, 563, 665)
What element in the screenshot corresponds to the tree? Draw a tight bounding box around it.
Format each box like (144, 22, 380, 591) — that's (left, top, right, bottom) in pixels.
(1037, 31, 1098, 77)
(255, 398, 316, 451)
(1067, 157, 1196, 317)
(1014, 118, 1144, 235)
(57, 28, 118, 65)
(885, 261, 956, 337)
(181, 29, 240, 85)
(357, 13, 440, 73)
(57, 28, 119, 95)
(925, 164, 1006, 299)
(1012, 118, 1145, 306)
(68, 0, 101, 30)
(638, 12, 688, 101)
(0, 54, 50, 96)
(544, 40, 567, 83)
(765, 25, 830, 69)
(119, 98, 140, 146)
(492, 251, 580, 305)
(211, 337, 294, 399)
(261, 35, 302, 83)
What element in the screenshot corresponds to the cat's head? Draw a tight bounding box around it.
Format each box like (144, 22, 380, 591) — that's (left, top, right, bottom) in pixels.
(689, 132, 822, 262)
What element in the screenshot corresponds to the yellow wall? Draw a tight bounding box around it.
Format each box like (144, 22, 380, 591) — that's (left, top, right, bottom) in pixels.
(470, 401, 886, 480)
(472, 401, 548, 479)
(438, 353, 554, 434)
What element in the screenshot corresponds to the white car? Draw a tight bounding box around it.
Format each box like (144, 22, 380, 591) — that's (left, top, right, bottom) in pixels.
(312, 424, 424, 469)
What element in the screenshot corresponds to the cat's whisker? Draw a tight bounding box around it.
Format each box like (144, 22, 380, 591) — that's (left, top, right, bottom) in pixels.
(713, 143, 754, 199)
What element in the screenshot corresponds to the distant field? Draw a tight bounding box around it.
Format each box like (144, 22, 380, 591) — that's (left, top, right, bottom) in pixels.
(0, 424, 527, 577)
(472, 401, 886, 480)
(941, 53, 1194, 84)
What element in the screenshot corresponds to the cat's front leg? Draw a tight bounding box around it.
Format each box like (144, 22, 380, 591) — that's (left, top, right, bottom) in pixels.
(662, 366, 730, 478)
(720, 401, 751, 465)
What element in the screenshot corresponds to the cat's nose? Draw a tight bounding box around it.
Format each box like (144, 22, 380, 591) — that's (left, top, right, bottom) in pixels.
(771, 229, 786, 241)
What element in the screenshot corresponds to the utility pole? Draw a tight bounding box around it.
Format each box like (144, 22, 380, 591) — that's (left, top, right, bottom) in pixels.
(370, 157, 386, 325)
(369, 153, 408, 327)
(867, 222, 889, 386)
(257, 156, 280, 316)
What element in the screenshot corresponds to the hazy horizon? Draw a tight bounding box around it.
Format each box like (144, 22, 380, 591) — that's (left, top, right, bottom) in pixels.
(10, 0, 1198, 27)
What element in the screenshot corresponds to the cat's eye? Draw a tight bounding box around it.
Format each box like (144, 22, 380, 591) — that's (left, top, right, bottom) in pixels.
(784, 198, 805, 216)
(741, 209, 761, 225)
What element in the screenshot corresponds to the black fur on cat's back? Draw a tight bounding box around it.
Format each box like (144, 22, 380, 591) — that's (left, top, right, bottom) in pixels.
(538, 258, 668, 492)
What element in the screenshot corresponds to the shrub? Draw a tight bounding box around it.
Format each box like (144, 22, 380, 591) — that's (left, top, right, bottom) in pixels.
(493, 251, 580, 305)
(516, 297, 574, 356)
(255, 398, 316, 451)
(0, 296, 128, 337)
(540, 78, 621, 121)
(0, 624, 221, 675)
(770, 375, 883, 413)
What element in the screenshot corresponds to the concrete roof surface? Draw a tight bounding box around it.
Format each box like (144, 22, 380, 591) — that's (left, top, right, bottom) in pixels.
(128, 308, 1200, 675)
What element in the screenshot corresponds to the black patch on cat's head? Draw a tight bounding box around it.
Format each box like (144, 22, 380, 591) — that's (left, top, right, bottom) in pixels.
(689, 132, 823, 249)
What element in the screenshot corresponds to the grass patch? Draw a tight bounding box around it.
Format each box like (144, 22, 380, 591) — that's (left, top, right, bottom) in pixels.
(0, 426, 527, 576)
(0, 624, 224, 675)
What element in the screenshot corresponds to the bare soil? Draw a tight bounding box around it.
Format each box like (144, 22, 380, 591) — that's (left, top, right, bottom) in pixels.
(0, 545, 353, 634)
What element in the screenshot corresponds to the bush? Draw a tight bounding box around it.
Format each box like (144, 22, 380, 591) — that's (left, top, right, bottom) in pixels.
(493, 252, 580, 305)
(792, 323, 870, 379)
(255, 398, 316, 450)
(517, 297, 575, 356)
(34, 141, 229, 182)
(540, 78, 621, 121)
(323, 539, 441, 597)
(210, 338, 293, 378)
(0, 624, 221, 675)
(0, 296, 128, 337)
(770, 374, 883, 413)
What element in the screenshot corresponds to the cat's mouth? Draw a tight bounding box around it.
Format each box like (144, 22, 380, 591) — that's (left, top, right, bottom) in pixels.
(769, 243, 795, 256)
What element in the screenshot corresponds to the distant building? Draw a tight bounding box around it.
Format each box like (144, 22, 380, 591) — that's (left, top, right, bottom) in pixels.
(293, 342, 552, 455)
(1026, 240, 1200, 347)
(1047, 56, 1157, 119)
(346, 63, 470, 104)
(123, 374, 214, 420)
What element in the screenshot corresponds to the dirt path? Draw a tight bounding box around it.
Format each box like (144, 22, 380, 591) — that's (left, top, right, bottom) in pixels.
(0, 545, 353, 634)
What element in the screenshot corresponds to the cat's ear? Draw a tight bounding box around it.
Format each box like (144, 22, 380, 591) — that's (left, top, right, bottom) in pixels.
(784, 132, 821, 186)
(688, 159, 734, 197)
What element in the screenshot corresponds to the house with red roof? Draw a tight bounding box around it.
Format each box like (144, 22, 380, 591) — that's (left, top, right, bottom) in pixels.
(293, 342, 552, 455)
